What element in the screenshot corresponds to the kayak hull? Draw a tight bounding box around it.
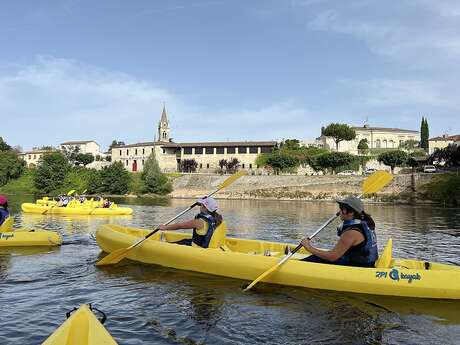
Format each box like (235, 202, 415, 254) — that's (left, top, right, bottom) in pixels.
(21, 203, 133, 215)
(42, 304, 118, 345)
(0, 229, 61, 247)
(96, 224, 460, 300)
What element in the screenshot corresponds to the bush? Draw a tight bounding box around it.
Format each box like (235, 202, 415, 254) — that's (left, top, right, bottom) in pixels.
(100, 161, 130, 194)
(34, 152, 70, 193)
(141, 153, 172, 195)
(421, 173, 460, 205)
(266, 152, 299, 174)
(377, 150, 408, 173)
(310, 152, 355, 174)
(0, 150, 26, 186)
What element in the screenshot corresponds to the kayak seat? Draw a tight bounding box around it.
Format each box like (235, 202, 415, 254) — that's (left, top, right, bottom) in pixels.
(0, 216, 13, 232)
(375, 238, 393, 269)
(207, 221, 227, 249)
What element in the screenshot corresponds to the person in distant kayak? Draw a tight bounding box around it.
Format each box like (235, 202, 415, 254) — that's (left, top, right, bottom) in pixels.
(57, 195, 70, 207)
(300, 196, 378, 267)
(158, 197, 224, 248)
(0, 195, 9, 226)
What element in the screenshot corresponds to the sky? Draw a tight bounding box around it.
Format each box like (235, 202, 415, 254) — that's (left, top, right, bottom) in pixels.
(1, 0, 459, 151)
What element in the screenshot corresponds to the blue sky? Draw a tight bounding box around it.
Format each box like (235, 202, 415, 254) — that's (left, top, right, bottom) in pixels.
(1, 0, 459, 151)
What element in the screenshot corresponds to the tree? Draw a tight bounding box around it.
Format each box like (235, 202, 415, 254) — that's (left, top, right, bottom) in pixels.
(99, 162, 130, 194)
(377, 150, 408, 173)
(34, 152, 71, 193)
(75, 153, 94, 166)
(266, 153, 299, 175)
(109, 140, 126, 151)
(180, 159, 198, 173)
(226, 158, 240, 174)
(280, 139, 301, 150)
(61, 145, 80, 165)
(322, 123, 356, 151)
(0, 151, 26, 186)
(141, 152, 172, 195)
(420, 117, 429, 151)
(0, 137, 12, 152)
(310, 152, 355, 174)
(430, 144, 460, 167)
(357, 138, 369, 153)
(400, 139, 419, 151)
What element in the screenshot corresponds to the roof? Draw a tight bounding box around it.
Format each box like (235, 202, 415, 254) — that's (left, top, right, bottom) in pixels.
(21, 150, 55, 155)
(160, 104, 168, 124)
(61, 140, 97, 145)
(114, 140, 277, 149)
(352, 126, 419, 134)
(429, 134, 460, 141)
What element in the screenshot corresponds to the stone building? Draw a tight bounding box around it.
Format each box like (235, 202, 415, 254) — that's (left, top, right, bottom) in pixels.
(316, 124, 420, 154)
(112, 106, 277, 173)
(60, 140, 101, 157)
(428, 134, 460, 154)
(19, 149, 54, 168)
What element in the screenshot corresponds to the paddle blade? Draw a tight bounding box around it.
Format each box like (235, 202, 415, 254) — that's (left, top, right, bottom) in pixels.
(362, 171, 393, 195)
(67, 189, 76, 196)
(243, 262, 280, 291)
(96, 247, 133, 266)
(218, 170, 247, 190)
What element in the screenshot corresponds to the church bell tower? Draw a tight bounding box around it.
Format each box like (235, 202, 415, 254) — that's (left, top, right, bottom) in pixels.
(157, 104, 170, 142)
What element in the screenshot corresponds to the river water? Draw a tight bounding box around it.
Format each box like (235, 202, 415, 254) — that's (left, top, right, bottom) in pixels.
(1, 195, 459, 345)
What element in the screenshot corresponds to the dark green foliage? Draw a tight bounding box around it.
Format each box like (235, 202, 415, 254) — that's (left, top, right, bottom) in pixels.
(266, 152, 300, 174)
(420, 117, 429, 151)
(180, 159, 198, 173)
(377, 150, 408, 173)
(421, 173, 460, 205)
(430, 144, 460, 167)
(399, 139, 419, 151)
(109, 140, 125, 150)
(279, 139, 301, 150)
(141, 152, 172, 195)
(0, 137, 12, 152)
(0, 150, 26, 186)
(34, 152, 71, 193)
(75, 153, 95, 166)
(310, 152, 355, 174)
(226, 158, 240, 173)
(357, 138, 369, 153)
(322, 123, 356, 151)
(99, 161, 130, 194)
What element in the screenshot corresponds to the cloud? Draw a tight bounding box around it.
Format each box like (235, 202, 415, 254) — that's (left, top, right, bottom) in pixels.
(0, 56, 318, 150)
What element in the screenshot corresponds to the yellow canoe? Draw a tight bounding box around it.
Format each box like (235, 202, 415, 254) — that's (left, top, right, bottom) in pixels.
(21, 203, 133, 215)
(0, 229, 61, 247)
(96, 223, 460, 300)
(42, 304, 118, 345)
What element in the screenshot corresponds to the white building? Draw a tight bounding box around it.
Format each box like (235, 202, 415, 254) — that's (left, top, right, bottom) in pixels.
(60, 140, 101, 157)
(428, 134, 460, 154)
(19, 149, 55, 168)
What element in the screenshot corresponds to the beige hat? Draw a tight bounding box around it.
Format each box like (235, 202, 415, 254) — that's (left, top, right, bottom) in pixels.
(336, 196, 364, 213)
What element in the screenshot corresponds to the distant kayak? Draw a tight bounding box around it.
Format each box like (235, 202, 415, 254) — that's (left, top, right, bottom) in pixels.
(42, 304, 118, 345)
(21, 203, 133, 216)
(0, 229, 61, 247)
(96, 224, 460, 300)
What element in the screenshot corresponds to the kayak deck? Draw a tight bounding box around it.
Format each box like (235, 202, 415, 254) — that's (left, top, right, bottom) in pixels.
(21, 203, 133, 215)
(96, 224, 460, 300)
(0, 229, 62, 247)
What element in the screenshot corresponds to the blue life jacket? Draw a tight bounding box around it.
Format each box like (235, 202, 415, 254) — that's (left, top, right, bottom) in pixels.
(192, 212, 218, 248)
(0, 208, 9, 226)
(337, 219, 378, 266)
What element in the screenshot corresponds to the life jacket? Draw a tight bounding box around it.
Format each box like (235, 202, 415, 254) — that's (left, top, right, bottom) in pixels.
(337, 219, 378, 266)
(192, 212, 218, 248)
(0, 208, 9, 226)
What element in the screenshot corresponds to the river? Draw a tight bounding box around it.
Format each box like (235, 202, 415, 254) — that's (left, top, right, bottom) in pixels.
(1, 195, 459, 344)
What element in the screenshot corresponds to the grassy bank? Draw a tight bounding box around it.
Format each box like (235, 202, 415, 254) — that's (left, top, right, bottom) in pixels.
(0, 170, 36, 194)
(420, 173, 460, 205)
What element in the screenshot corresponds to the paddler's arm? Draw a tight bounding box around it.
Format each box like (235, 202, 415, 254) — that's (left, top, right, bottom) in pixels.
(159, 219, 205, 231)
(300, 230, 363, 262)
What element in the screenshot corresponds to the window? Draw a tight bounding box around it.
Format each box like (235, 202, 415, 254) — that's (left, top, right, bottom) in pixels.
(375, 139, 381, 148)
(206, 163, 209, 168)
(152, 148, 154, 153)
(205, 147, 214, 154)
(142, 160, 144, 165)
(162, 148, 166, 154)
(135, 149, 138, 155)
(200, 163, 203, 168)
(126, 160, 128, 166)
(389, 140, 394, 148)
(242, 163, 245, 168)
(184, 147, 192, 154)
(227, 147, 236, 154)
(256, 164, 259, 168)
(195, 147, 203, 154)
(238, 147, 248, 154)
(33, 154, 36, 159)
(249, 164, 252, 168)
(260, 146, 273, 153)
(142, 148, 145, 155)
(383, 140, 387, 148)
(126, 149, 129, 155)
(216, 147, 224, 154)
(399, 140, 404, 147)
(249, 147, 258, 154)
(119, 150, 122, 156)
(28, 155, 31, 159)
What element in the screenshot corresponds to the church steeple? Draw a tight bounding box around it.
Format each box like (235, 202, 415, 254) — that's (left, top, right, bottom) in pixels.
(157, 103, 170, 142)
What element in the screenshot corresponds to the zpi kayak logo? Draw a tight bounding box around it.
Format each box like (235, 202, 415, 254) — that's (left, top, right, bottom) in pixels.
(0, 233, 14, 240)
(376, 269, 421, 283)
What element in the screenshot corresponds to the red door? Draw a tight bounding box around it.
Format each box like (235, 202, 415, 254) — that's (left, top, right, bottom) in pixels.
(132, 160, 137, 172)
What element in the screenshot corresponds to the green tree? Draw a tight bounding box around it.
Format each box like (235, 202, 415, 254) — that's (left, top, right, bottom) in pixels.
(400, 139, 419, 151)
(322, 123, 356, 151)
(141, 152, 172, 195)
(226, 158, 240, 173)
(310, 152, 355, 174)
(0, 137, 12, 152)
(430, 144, 460, 167)
(180, 159, 198, 173)
(109, 140, 125, 150)
(75, 153, 95, 166)
(420, 117, 430, 151)
(100, 162, 130, 194)
(280, 139, 301, 150)
(357, 138, 369, 153)
(34, 152, 71, 193)
(266, 152, 299, 175)
(0, 150, 26, 186)
(377, 150, 408, 173)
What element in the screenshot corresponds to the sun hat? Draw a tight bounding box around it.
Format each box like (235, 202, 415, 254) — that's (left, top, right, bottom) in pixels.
(336, 196, 364, 214)
(196, 196, 218, 212)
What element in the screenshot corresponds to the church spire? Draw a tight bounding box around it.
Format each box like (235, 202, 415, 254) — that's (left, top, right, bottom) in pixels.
(160, 102, 168, 125)
(157, 103, 170, 142)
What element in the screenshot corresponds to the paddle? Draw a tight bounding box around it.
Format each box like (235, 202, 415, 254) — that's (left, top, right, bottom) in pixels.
(96, 170, 248, 266)
(243, 170, 393, 291)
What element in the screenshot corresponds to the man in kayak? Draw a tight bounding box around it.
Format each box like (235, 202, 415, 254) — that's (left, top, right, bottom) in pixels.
(158, 197, 224, 248)
(300, 196, 378, 267)
(0, 195, 9, 226)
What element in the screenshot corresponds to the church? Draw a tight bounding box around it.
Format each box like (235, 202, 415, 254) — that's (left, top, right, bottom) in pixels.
(111, 106, 277, 173)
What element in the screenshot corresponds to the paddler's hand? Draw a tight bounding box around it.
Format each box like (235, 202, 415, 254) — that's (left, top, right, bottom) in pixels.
(301, 238, 312, 251)
(158, 225, 167, 230)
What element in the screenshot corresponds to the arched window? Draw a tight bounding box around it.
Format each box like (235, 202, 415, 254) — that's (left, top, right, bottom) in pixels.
(383, 140, 387, 148)
(375, 139, 381, 148)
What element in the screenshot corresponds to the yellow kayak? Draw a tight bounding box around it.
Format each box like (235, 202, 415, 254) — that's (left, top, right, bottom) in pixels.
(42, 304, 118, 345)
(0, 229, 62, 247)
(0, 216, 13, 232)
(96, 223, 460, 300)
(21, 203, 133, 215)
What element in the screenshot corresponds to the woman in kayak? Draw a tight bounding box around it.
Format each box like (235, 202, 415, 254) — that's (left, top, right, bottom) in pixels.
(300, 196, 378, 267)
(158, 197, 224, 248)
(0, 195, 9, 226)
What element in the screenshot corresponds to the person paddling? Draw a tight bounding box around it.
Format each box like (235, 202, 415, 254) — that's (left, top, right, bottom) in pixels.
(300, 196, 378, 267)
(0, 195, 9, 226)
(158, 197, 224, 248)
